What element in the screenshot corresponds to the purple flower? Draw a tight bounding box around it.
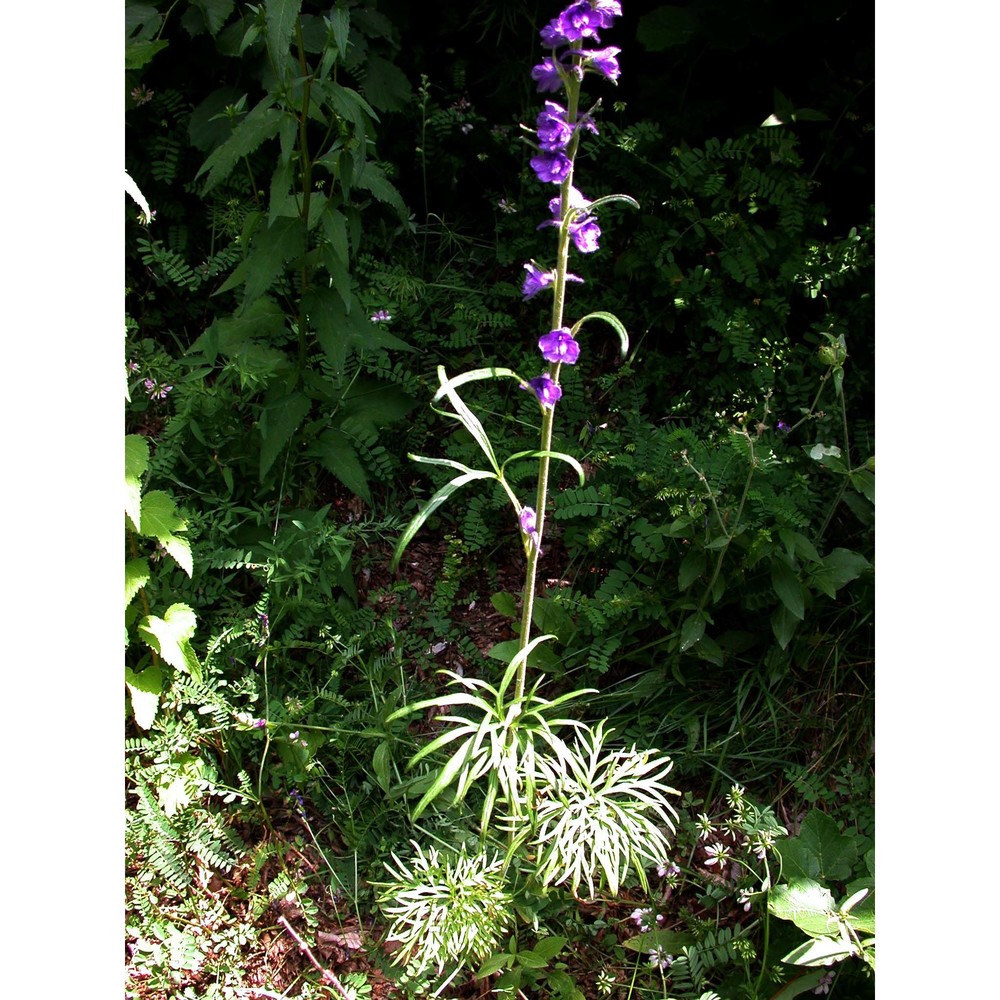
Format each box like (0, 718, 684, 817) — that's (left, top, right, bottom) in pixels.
(370, 309, 392, 322)
(580, 45, 621, 83)
(570, 215, 601, 252)
(522, 261, 584, 300)
(542, 2, 613, 46)
(523, 374, 563, 408)
(531, 57, 566, 93)
(127, 360, 140, 372)
(252, 718, 267, 729)
(530, 150, 573, 184)
(777, 420, 790, 433)
(536, 101, 574, 151)
(143, 378, 173, 400)
(522, 261, 556, 299)
(519, 506, 542, 552)
(539, 328, 581, 364)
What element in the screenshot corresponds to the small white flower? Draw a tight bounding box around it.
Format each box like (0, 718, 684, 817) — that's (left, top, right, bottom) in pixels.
(648, 946, 673, 972)
(704, 842, 729, 867)
(696, 812, 715, 840)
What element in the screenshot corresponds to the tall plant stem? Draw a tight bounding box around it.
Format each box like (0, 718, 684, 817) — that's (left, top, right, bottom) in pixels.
(294, 18, 314, 369)
(513, 72, 583, 702)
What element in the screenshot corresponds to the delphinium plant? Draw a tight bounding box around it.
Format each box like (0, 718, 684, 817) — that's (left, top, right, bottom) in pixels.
(378, 3, 680, 993)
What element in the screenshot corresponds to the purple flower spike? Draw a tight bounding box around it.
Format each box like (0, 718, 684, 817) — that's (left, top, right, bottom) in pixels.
(530, 150, 573, 184)
(539, 328, 581, 365)
(524, 374, 563, 408)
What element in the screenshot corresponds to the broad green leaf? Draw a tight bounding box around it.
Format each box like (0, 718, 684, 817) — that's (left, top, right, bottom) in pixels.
(771, 603, 798, 650)
(125, 557, 151, 608)
(125, 38, 169, 69)
(810, 548, 870, 598)
(258, 389, 311, 480)
(139, 490, 187, 543)
(849, 468, 875, 502)
(265, 0, 303, 68)
(572, 310, 630, 357)
(189, 296, 285, 361)
(514, 949, 549, 970)
(138, 603, 202, 680)
(779, 810, 858, 882)
(678, 548, 706, 590)
(531, 936, 567, 961)
(679, 613, 705, 652)
(125, 664, 162, 730)
(390, 469, 496, 571)
(362, 53, 413, 112)
(771, 556, 805, 619)
(311, 427, 371, 504)
(487, 638, 558, 673)
(491, 592, 518, 618)
(189, 0, 235, 37)
(778, 528, 821, 564)
(340, 379, 416, 430)
(767, 879, 838, 938)
(196, 96, 284, 194)
(476, 953, 512, 979)
(241, 216, 306, 303)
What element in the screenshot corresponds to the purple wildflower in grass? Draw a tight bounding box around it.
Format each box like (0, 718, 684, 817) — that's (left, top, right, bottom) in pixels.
(531, 56, 567, 92)
(523, 374, 562, 408)
(530, 149, 573, 184)
(536, 101, 574, 151)
(648, 947, 673, 972)
(629, 907, 653, 932)
(539, 328, 581, 364)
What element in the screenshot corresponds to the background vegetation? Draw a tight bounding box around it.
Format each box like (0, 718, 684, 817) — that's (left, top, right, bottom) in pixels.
(124, 1, 873, 997)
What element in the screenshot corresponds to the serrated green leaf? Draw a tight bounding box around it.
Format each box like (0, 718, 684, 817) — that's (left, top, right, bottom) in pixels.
(138, 604, 202, 680)
(125, 435, 149, 531)
(354, 161, 408, 222)
(125, 38, 169, 69)
(125, 664, 162, 730)
(126, 558, 151, 608)
(163, 534, 193, 578)
(140, 491, 187, 542)
(362, 53, 413, 112)
(266, 0, 303, 67)
(259, 389, 311, 480)
(196, 96, 283, 194)
(311, 427, 371, 503)
(240, 216, 306, 303)
(328, 3, 350, 56)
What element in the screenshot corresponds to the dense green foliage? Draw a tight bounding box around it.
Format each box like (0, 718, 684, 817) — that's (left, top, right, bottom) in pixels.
(126, 2, 873, 997)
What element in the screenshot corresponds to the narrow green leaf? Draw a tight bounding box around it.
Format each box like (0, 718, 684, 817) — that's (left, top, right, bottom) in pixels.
(781, 936, 855, 967)
(571, 310, 630, 357)
(391, 470, 496, 571)
(503, 449, 585, 486)
(432, 366, 502, 474)
(411, 738, 475, 819)
(328, 2, 349, 56)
